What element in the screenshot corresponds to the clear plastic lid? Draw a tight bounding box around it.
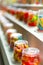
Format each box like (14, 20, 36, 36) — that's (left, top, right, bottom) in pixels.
(22, 47, 40, 57)
(3, 23, 14, 27)
(10, 33, 22, 38)
(15, 40, 28, 45)
(6, 29, 17, 34)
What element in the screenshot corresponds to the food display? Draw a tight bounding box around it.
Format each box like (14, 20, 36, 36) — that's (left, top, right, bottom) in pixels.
(15, 9, 24, 20)
(41, 0, 43, 4)
(31, 0, 35, 4)
(6, 29, 17, 43)
(18, 10, 24, 21)
(31, 0, 41, 4)
(35, 0, 41, 4)
(13, 40, 29, 62)
(6, 7, 17, 15)
(7, 8, 10, 13)
(15, 9, 20, 19)
(22, 0, 27, 4)
(18, 0, 22, 3)
(10, 9, 15, 15)
(28, 11, 38, 26)
(23, 10, 29, 23)
(4, 7, 39, 27)
(10, 33, 22, 49)
(15, 10, 19, 19)
(9, 8, 17, 15)
(2, 6, 7, 12)
(16, 9, 29, 21)
(0, 8, 42, 65)
(15, 9, 19, 18)
(22, 47, 40, 65)
(38, 10, 43, 31)
(38, 16, 43, 31)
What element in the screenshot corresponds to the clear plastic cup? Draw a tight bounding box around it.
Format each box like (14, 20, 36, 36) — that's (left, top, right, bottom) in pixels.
(35, 0, 41, 4)
(10, 33, 22, 49)
(6, 29, 17, 44)
(22, 47, 40, 65)
(38, 9, 43, 31)
(28, 11, 38, 26)
(13, 40, 29, 62)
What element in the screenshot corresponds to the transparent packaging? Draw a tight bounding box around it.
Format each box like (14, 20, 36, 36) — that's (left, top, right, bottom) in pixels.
(18, 9, 24, 21)
(31, 0, 35, 4)
(41, 0, 43, 4)
(23, 10, 33, 23)
(38, 9, 43, 31)
(13, 40, 29, 62)
(15, 8, 22, 19)
(6, 29, 17, 44)
(28, 11, 38, 26)
(22, 47, 40, 65)
(16, 8, 24, 20)
(10, 33, 22, 49)
(23, 10, 29, 23)
(35, 0, 41, 4)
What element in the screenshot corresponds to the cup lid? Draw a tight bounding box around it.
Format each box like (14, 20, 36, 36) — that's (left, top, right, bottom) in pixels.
(15, 40, 28, 45)
(22, 47, 40, 57)
(10, 33, 22, 38)
(6, 29, 17, 34)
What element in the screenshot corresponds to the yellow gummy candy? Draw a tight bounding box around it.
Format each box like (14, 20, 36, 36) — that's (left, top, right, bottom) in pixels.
(24, 44, 28, 48)
(17, 49, 21, 52)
